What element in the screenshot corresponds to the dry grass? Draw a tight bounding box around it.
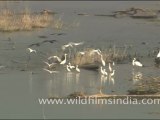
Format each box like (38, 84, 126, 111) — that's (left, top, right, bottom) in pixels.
(0, 9, 53, 32)
(71, 47, 129, 66)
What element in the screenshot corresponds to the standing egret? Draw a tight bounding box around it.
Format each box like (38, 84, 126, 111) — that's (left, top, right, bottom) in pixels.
(110, 70, 115, 78)
(75, 65, 80, 72)
(68, 62, 75, 69)
(100, 54, 105, 66)
(103, 69, 108, 76)
(60, 54, 67, 65)
(66, 65, 71, 72)
(109, 63, 112, 72)
(27, 48, 36, 53)
(112, 61, 115, 66)
(100, 66, 105, 75)
(157, 51, 160, 58)
(132, 58, 143, 67)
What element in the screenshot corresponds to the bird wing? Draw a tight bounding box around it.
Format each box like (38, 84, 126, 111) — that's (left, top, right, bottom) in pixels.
(43, 68, 50, 73)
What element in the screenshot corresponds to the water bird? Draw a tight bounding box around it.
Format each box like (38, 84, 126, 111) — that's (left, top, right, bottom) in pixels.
(89, 49, 101, 56)
(43, 68, 59, 74)
(48, 56, 62, 62)
(100, 66, 105, 75)
(66, 65, 71, 72)
(110, 70, 115, 77)
(157, 51, 160, 58)
(75, 65, 80, 72)
(78, 51, 85, 55)
(103, 69, 108, 76)
(109, 63, 112, 72)
(27, 48, 37, 53)
(100, 54, 105, 66)
(43, 61, 56, 68)
(62, 43, 73, 50)
(132, 58, 143, 67)
(60, 54, 67, 65)
(70, 42, 84, 46)
(68, 62, 75, 69)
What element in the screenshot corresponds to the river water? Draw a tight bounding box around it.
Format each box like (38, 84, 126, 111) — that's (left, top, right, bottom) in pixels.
(0, 1, 160, 119)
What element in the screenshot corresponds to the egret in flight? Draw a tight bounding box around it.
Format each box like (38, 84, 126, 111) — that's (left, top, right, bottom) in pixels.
(89, 49, 101, 56)
(62, 43, 73, 50)
(48, 56, 62, 63)
(27, 48, 36, 53)
(43, 61, 56, 68)
(70, 42, 84, 46)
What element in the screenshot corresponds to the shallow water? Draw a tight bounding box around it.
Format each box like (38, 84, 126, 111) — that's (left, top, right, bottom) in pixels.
(0, 1, 160, 119)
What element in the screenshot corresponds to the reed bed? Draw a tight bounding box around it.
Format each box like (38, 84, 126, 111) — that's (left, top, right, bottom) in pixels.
(0, 9, 53, 32)
(71, 47, 129, 66)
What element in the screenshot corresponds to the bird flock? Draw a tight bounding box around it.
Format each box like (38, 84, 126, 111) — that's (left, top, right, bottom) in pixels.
(26, 42, 160, 86)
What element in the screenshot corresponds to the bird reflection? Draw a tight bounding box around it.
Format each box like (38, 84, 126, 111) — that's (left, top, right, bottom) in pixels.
(75, 73, 80, 84)
(66, 72, 74, 84)
(100, 75, 107, 85)
(109, 77, 115, 85)
(132, 69, 143, 84)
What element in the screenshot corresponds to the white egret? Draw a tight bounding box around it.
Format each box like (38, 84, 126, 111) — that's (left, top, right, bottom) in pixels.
(89, 49, 101, 56)
(109, 63, 112, 72)
(100, 54, 105, 66)
(75, 65, 80, 72)
(27, 48, 36, 53)
(43, 61, 56, 68)
(66, 65, 71, 72)
(78, 51, 85, 55)
(70, 42, 84, 46)
(112, 61, 115, 66)
(103, 69, 108, 76)
(100, 66, 105, 75)
(60, 54, 67, 65)
(43, 68, 59, 74)
(68, 62, 75, 69)
(132, 58, 143, 67)
(157, 51, 160, 58)
(48, 56, 62, 63)
(62, 43, 73, 50)
(110, 70, 115, 78)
